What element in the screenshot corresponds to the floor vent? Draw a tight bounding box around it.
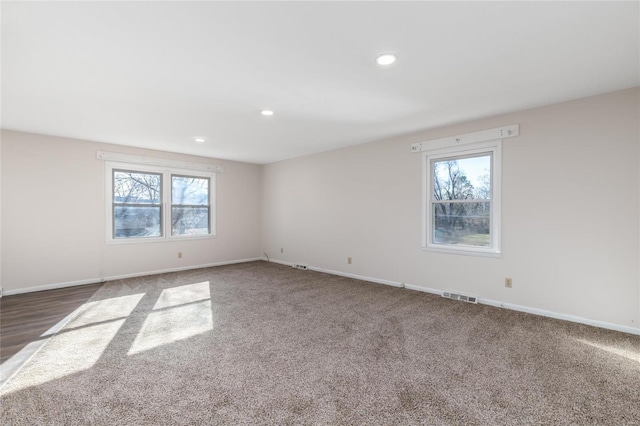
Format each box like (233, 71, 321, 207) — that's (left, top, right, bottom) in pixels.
(292, 264, 309, 270)
(442, 291, 478, 304)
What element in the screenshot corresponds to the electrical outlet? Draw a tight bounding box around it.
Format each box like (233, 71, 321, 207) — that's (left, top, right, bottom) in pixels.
(505, 277, 512, 288)
(281, 248, 283, 253)
(348, 257, 352, 264)
(178, 252, 183, 259)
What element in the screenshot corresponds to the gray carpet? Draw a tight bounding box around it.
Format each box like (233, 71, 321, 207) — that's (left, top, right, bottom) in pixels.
(1, 261, 639, 425)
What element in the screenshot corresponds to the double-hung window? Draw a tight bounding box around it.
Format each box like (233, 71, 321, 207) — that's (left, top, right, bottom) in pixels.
(106, 162, 215, 242)
(113, 170, 163, 238)
(171, 175, 210, 236)
(422, 139, 501, 256)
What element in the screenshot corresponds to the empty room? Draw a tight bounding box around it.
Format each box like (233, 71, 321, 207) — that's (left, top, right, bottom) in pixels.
(1, 1, 639, 424)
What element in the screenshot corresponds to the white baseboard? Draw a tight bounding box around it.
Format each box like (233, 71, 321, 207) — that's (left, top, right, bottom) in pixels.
(264, 258, 640, 336)
(104, 257, 263, 281)
(12, 257, 636, 336)
(3, 257, 263, 296)
(478, 298, 639, 336)
(309, 266, 403, 288)
(3, 277, 104, 296)
(267, 258, 295, 267)
(264, 258, 402, 288)
(404, 283, 443, 296)
(403, 283, 639, 336)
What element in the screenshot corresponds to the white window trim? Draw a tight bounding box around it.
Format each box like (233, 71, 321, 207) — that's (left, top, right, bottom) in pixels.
(411, 124, 518, 152)
(97, 151, 223, 173)
(421, 140, 502, 257)
(105, 161, 216, 244)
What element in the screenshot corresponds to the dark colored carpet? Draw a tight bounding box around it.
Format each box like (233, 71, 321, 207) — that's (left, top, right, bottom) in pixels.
(1, 261, 639, 424)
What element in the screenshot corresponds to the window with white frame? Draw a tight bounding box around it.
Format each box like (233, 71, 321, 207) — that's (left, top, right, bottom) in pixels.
(113, 169, 163, 238)
(422, 140, 501, 256)
(171, 175, 210, 236)
(106, 162, 215, 242)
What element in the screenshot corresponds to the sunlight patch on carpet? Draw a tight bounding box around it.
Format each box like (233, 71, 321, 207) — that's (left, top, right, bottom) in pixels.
(2, 319, 127, 393)
(1, 292, 146, 393)
(578, 339, 640, 363)
(153, 281, 210, 310)
(0, 293, 145, 386)
(65, 293, 145, 330)
(128, 282, 213, 355)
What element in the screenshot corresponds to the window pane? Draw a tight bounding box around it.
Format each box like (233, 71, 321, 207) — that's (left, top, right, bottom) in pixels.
(433, 155, 491, 201)
(114, 206, 161, 238)
(432, 202, 490, 247)
(113, 171, 161, 204)
(172, 207, 209, 236)
(172, 176, 209, 205)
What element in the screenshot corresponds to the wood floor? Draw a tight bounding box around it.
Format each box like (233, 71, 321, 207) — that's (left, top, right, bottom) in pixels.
(0, 283, 103, 363)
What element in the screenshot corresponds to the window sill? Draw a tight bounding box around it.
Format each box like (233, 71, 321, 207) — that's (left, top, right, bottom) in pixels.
(421, 245, 501, 258)
(107, 234, 217, 245)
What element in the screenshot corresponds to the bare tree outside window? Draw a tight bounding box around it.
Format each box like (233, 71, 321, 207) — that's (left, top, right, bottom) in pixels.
(171, 176, 210, 236)
(113, 170, 162, 238)
(432, 155, 491, 247)
(108, 163, 216, 242)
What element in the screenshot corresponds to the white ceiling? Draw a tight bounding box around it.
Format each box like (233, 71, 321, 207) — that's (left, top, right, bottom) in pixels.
(2, 1, 639, 164)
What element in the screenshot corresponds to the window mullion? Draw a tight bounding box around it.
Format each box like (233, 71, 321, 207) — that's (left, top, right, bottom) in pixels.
(432, 199, 491, 204)
(113, 203, 161, 208)
(163, 172, 170, 238)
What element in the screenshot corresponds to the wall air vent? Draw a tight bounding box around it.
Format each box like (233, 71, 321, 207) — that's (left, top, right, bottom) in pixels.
(442, 291, 478, 304)
(292, 264, 309, 270)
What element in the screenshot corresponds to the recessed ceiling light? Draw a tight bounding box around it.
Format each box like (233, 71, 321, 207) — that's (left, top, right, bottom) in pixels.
(376, 53, 397, 66)
(193, 137, 206, 143)
(261, 110, 274, 116)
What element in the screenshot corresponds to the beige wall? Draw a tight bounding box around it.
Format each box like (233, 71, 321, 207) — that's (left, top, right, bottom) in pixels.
(1, 88, 638, 333)
(261, 88, 640, 331)
(1, 130, 262, 293)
